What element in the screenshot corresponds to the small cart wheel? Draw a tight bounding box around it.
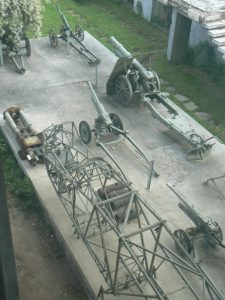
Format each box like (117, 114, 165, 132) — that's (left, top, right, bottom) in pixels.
(174, 229, 193, 254)
(24, 37, 31, 57)
(115, 75, 133, 106)
(49, 29, 58, 47)
(109, 113, 123, 135)
(74, 25, 84, 42)
(206, 222, 223, 245)
(79, 121, 92, 144)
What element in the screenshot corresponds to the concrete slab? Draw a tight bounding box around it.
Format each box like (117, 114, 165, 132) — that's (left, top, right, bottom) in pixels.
(183, 101, 198, 111)
(174, 94, 189, 103)
(1, 35, 225, 299)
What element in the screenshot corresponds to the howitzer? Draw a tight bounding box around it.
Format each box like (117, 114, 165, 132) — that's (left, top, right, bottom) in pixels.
(3, 106, 43, 166)
(0, 32, 31, 74)
(79, 82, 158, 182)
(167, 184, 225, 256)
(107, 36, 220, 160)
(49, 6, 100, 65)
(107, 36, 160, 105)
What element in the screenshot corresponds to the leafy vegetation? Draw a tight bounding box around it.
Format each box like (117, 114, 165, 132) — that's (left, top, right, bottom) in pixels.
(0, 133, 38, 210)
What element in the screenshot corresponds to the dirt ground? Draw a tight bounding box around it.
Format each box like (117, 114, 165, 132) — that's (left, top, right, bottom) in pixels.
(8, 194, 86, 300)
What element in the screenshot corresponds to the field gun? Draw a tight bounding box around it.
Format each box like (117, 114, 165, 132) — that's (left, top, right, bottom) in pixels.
(49, 5, 100, 65)
(107, 36, 220, 160)
(167, 184, 225, 256)
(79, 82, 158, 181)
(3, 106, 43, 166)
(106, 36, 160, 105)
(0, 32, 31, 74)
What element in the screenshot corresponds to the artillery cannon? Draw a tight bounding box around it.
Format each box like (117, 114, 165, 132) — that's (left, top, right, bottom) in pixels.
(3, 106, 43, 166)
(49, 5, 100, 65)
(0, 32, 31, 74)
(79, 82, 158, 182)
(167, 184, 225, 257)
(107, 36, 219, 160)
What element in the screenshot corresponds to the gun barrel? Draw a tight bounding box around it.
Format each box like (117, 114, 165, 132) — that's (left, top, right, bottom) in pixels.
(3, 111, 20, 136)
(167, 184, 203, 226)
(110, 36, 154, 80)
(87, 82, 110, 120)
(110, 36, 132, 58)
(56, 5, 70, 31)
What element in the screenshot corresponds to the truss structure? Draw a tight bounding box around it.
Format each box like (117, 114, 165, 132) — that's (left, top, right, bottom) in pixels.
(43, 122, 223, 300)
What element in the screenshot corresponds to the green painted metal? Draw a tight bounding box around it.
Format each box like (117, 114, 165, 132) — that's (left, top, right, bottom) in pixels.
(43, 121, 224, 300)
(107, 36, 222, 160)
(49, 5, 100, 65)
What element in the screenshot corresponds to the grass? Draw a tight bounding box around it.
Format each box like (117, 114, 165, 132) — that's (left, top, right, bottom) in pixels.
(42, 0, 225, 137)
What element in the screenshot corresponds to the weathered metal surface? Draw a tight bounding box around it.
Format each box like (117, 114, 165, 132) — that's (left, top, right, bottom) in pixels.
(107, 36, 221, 160)
(79, 82, 157, 183)
(43, 122, 224, 300)
(0, 34, 31, 74)
(49, 5, 100, 65)
(3, 106, 43, 166)
(168, 184, 225, 259)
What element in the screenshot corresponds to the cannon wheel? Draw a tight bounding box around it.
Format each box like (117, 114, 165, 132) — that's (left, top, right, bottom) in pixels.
(49, 29, 58, 47)
(25, 37, 31, 57)
(109, 113, 123, 135)
(174, 229, 193, 254)
(206, 222, 223, 245)
(152, 70, 160, 92)
(74, 25, 84, 42)
(79, 121, 92, 144)
(115, 75, 133, 106)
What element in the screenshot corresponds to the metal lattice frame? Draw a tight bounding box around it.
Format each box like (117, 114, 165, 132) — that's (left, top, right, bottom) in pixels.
(43, 122, 223, 300)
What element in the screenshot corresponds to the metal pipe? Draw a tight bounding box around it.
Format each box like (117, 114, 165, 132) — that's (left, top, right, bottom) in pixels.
(3, 111, 20, 136)
(110, 36, 154, 80)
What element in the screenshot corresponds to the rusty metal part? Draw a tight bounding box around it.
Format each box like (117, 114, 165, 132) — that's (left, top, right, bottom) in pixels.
(3, 106, 43, 166)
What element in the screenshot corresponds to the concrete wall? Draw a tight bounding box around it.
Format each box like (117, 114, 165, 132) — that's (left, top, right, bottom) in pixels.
(167, 8, 192, 63)
(133, 0, 153, 22)
(189, 21, 209, 47)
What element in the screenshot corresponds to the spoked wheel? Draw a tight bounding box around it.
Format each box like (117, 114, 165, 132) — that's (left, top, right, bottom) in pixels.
(206, 222, 223, 245)
(174, 229, 193, 254)
(152, 70, 160, 92)
(115, 75, 133, 106)
(49, 29, 58, 47)
(109, 113, 123, 135)
(79, 121, 92, 144)
(24, 37, 31, 57)
(74, 25, 84, 42)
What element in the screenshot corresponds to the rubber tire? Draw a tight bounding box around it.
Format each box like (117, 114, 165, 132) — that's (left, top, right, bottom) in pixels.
(79, 121, 92, 144)
(74, 25, 84, 42)
(109, 113, 123, 135)
(49, 29, 58, 48)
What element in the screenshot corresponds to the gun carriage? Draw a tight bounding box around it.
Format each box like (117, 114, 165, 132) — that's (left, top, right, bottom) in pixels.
(3, 106, 43, 166)
(49, 6, 100, 65)
(78, 81, 158, 181)
(0, 31, 31, 74)
(107, 36, 220, 160)
(168, 184, 225, 257)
